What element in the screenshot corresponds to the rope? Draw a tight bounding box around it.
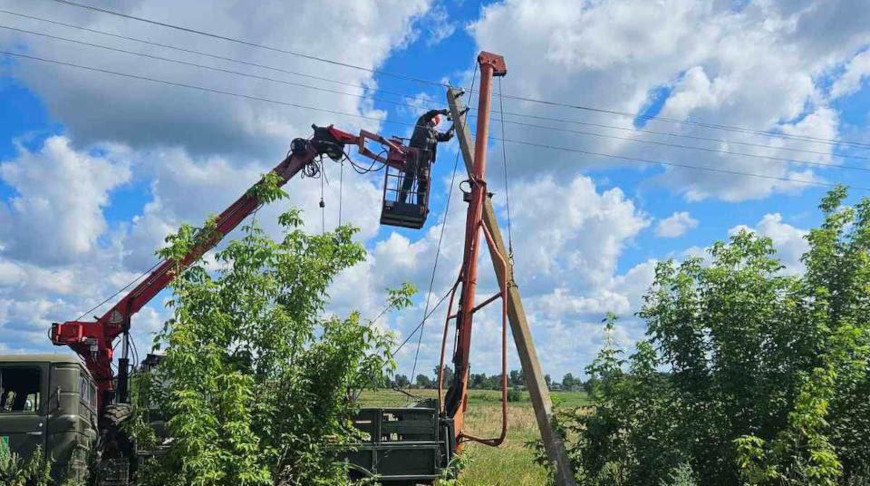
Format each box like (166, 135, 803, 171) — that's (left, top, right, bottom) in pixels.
(73, 261, 161, 321)
(320, 163, 326, 235)
(407, 64, 478, 385)
(497, 77, 514, 261)
(338, 160, 344, 227)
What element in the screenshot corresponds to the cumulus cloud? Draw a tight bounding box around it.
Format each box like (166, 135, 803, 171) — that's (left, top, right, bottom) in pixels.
(655, 211, 698, 237)
(831, 49, 870, 99)
(0, 136, 131, 265)
(468, 0, 870, 201)
(423, 4, 457, 46)
(0, 0, 431, 158)
(352, 173, 651, 377)
(729, 213, 809, 274)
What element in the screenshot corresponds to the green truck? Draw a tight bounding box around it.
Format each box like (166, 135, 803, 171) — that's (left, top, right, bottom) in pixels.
(0, 353, 454, 484)
(0, 354, 98, 483)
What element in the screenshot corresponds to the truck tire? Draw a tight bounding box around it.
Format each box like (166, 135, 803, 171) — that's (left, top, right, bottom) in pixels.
(102, 403, 132, 429)
(97, 404, 134, 485)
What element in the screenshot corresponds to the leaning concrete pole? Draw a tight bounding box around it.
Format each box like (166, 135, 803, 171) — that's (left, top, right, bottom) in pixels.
(447, 87, 577, 486)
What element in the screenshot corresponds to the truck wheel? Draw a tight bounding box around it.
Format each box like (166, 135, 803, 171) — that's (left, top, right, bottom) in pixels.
(98, 404, 134, 484)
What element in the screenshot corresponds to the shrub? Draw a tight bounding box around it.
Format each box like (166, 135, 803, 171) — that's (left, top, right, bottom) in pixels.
(552, 188, 870, 485)
(136, 195, 413, 485)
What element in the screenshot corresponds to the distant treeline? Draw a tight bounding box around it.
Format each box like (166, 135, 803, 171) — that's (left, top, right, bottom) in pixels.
(384, 366, 592, 392)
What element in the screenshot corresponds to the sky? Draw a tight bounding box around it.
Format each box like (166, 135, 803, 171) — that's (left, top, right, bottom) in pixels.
(1, 0, 869, 381)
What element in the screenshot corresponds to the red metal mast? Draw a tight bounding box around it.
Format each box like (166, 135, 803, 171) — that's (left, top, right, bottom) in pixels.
(441, 51, 507, 445)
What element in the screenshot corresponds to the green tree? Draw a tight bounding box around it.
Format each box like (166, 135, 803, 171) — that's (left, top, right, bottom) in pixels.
(416, 374, 433, 389)
(137, 202, 412, 485)
(510, 369, 525, 388)
(562, 373, 580, 391)
(553, 188, 870, 485)
(434, 366, 455, 389)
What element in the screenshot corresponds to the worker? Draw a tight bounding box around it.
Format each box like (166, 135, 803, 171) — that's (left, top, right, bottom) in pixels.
(400, 108, 455, 204)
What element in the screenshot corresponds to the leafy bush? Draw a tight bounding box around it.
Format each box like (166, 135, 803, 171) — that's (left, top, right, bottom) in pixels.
(507, 388, 523, 402)
(554, 188, 870, 485)
(0, 446, 51, 486)
(135, 183, 413, 485)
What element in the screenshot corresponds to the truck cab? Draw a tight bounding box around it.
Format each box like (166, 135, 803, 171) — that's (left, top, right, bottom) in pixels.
(0, 354, 99, 482)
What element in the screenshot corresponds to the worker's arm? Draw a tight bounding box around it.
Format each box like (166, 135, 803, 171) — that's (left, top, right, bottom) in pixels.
(419, 108, 449, 120)
(436, 127, 455, 142)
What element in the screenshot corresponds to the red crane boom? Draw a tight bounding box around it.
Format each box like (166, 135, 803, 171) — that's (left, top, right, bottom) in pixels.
(50, 125, 410, 410)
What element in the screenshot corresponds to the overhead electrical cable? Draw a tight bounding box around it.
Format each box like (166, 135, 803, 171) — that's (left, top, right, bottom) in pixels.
(0, 23, 435, 111)
(489, 92, 870, 150)
(5, 49, 868, 193)
(483, 115, 870, 173)
(500, 137, 869, 191)
(22, 3, 869, 150)
(73, 261, 162, 321)
(488, 110, 870, 162)
(42, 0, 449, 89)
(5, 23, 865, 176)
(0, 9, 443, 105)
(0, 50, 427, 130)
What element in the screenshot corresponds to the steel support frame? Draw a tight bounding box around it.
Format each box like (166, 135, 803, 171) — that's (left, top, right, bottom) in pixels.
(447, 87, 578, 486)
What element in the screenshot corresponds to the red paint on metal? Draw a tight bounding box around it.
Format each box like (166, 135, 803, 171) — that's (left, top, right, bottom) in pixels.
(51, 126, 415, 412)
(443, 51, 508, 447)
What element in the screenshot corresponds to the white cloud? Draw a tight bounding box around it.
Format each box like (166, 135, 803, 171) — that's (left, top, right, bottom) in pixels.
(0, 0, 432, 158)
(655, 211, 698, 237)
(423, 4, 457, 46)
(729, 213, 809, 274)
(0, 136, 131, 265)
(352, 173, 651, 378)
(831, 49, 870, 99)
(467, 0, 870, 201)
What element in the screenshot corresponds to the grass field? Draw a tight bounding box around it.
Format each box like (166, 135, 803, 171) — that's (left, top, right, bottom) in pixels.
(358, 389, 589, 485)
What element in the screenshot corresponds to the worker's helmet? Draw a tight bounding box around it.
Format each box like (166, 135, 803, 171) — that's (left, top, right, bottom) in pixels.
(431, 114, 442, 126)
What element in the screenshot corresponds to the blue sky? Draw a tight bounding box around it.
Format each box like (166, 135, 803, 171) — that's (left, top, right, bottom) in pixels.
(1, 0, 869, 380)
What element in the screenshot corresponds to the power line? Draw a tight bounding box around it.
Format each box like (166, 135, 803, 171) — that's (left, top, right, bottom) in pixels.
(408, 64, 479, 386)
(395, 289, 453, 355)
(34, 1, 869, 150)
(0, 50, 423, 130)
(485, 114, 870, 174)
(500, 137, 870, 192)
(0, 8, 441, 105)
(8, 8, 863, 164)
(6, 22, 864, 177)
(73, 261, 161, 321)
(0, 23, 432, 110)
(494, 92, 870, 151)
(42, 0, 449, 89)
(490, 109, 870, 162)
(6, 49, 866, 193)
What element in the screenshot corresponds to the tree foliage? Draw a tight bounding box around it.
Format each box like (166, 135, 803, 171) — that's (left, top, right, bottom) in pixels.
(137, 204, 411, 485)
(557, 188, 870, 485)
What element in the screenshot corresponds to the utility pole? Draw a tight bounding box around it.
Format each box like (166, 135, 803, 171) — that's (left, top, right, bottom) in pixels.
(447, 86, 578, 486)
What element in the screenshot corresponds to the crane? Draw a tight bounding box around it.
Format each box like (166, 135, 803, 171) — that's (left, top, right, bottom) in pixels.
(49, 124, 426, 423)
(46, 50, 533, 484)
